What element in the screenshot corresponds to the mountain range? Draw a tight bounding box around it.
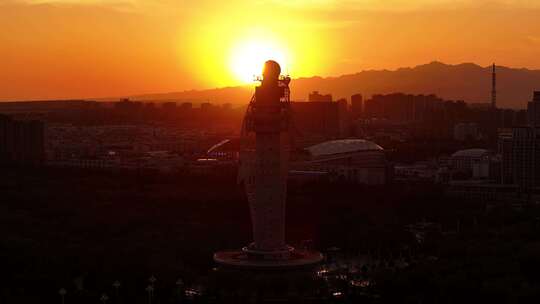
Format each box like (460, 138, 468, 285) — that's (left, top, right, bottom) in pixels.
(131, 62, 540, 109)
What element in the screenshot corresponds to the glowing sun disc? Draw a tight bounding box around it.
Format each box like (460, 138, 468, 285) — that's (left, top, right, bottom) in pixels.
(229, 40, 287, 83)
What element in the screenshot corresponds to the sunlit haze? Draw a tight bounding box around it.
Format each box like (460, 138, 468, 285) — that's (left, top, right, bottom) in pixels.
(229, 38, 289, 83)
(2, 0, 540, 100)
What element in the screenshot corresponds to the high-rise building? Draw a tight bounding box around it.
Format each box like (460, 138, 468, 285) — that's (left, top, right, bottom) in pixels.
(454, 123, 479, 141)
(162, 102, 177, 110)
(180, 102, 193, 110)
(364, 93, 445, 123)
(114, 99, 143, 111)
(308, 91, 332, 102)
(0, 114, 45, 166)
(503, 91, 540, 191)
(336, 98, 349, 138)
(351, 93, 363, 119)
(527, 91, 540, 127)
(498, 129, 514, 184)
(200, 102, 214, 112)
(511, 127, 540, 190)
(290, 101, 341, 145)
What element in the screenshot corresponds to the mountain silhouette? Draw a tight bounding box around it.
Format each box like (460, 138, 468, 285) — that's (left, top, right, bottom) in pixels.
(131, 62, 540, 109)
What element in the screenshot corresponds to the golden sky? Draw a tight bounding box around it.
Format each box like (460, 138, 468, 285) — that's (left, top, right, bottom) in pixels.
(1, 0, 540, 100)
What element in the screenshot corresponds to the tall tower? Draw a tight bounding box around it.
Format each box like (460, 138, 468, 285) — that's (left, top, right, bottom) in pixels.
(247, 60, 289, 255)
(214, 60, 322, 268)
(491, 63, 497, 109)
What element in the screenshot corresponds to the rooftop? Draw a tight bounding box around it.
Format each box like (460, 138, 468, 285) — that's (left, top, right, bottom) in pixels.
(306, 139, 383, 158)
(451, 148, 490, 158)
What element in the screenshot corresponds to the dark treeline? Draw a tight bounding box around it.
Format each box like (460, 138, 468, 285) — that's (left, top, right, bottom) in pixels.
(2, 167, 540, 302)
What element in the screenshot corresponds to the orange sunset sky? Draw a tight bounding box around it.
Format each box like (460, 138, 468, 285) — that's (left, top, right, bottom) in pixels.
(1, 0, 540, 101)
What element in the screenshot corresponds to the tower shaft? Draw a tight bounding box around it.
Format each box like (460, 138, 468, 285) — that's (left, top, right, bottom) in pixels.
(251, 132, 286, 250)
(247, 83, 288, 254)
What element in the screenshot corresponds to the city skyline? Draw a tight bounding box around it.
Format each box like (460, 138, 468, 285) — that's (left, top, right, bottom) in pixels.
(3, 2, 540, 302)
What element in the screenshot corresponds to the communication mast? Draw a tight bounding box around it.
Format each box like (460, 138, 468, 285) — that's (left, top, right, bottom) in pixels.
(492, 63, 497, 109)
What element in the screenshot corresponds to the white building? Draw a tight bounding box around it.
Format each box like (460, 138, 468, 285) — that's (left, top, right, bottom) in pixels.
(293, 139, 392, 185)
(450, 149, 491, 172)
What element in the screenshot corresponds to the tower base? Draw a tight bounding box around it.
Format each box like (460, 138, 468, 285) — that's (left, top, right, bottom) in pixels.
(213, 247, 323, 269)
(209, 252, 327, 303)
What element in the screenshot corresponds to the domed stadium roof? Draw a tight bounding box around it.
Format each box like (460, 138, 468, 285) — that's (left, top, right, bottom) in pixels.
(451, 148, 489, 158)
(306, 139, 384, 158)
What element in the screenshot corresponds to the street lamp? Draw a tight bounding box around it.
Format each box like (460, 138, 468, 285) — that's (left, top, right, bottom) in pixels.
(145, 285, 154, 304)
(148, 275, 157, 299)
(175, 278, 184, 301)
(58, 288, 66, 304)
(112, 280, 121, 298)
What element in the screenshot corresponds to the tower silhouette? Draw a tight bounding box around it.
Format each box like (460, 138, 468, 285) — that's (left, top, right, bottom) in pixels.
(214, 60, 322, 268)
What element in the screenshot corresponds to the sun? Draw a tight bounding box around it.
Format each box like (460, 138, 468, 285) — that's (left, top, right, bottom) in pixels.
(229, 39, 288, 84)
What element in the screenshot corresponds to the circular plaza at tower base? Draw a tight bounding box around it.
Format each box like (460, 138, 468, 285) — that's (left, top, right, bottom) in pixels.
(213, 248, 323, 269)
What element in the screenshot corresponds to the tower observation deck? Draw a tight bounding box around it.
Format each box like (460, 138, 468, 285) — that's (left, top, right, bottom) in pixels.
(213, 60, 322, 268)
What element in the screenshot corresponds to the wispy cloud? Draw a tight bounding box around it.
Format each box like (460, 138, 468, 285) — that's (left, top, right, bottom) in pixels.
(265, 0, 540, 11)
(4, 0, 181, 14)
(9, 0, 540, 15)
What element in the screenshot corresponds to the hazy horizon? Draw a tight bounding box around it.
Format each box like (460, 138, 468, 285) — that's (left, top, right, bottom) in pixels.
(1, 60, 539, 103)
(2, 0, 540, 101)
